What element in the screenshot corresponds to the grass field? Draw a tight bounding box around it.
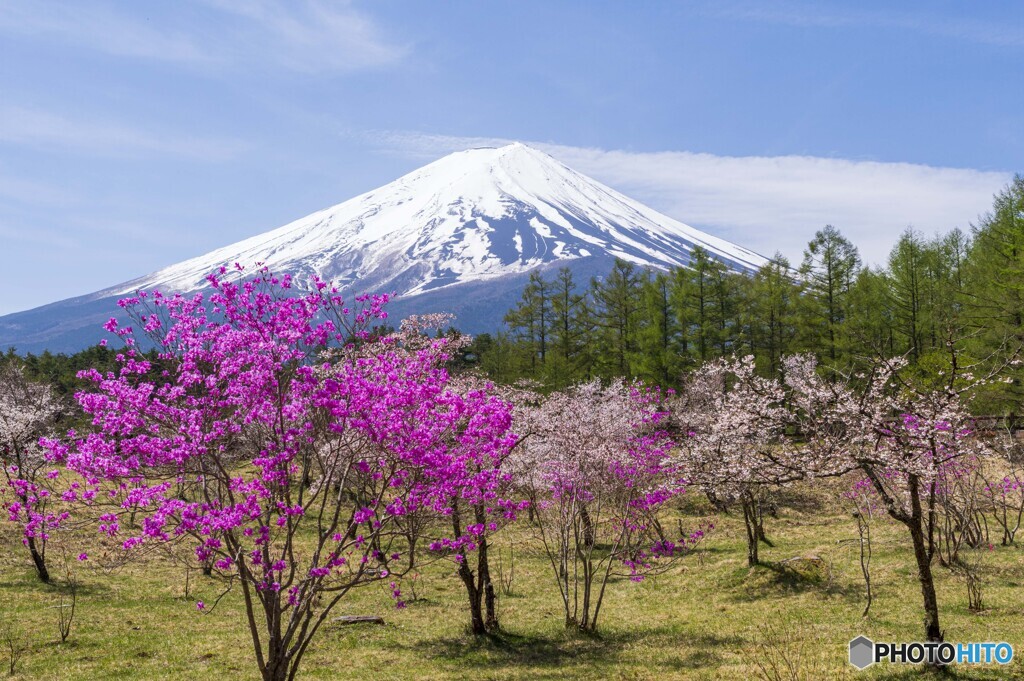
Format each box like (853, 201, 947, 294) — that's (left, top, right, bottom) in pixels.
(1, 485, 1022, 680)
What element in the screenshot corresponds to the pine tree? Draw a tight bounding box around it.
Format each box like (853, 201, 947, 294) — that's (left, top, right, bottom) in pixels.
(504, 271, 553, 374)
(590, 259, 643, 377)
(963, 175, 1024, 415)
(886, 228, 928, 361)
(847, 267, 896, 361)
(745, 254, 799, 376)
(671, 247, 729, 366)
(547, 267, 591, 386)
(633, 271, 682, 386)
(798, 225, 862, 366)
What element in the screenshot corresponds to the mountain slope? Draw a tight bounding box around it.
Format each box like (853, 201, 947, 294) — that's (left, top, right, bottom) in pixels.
(1, 143, 767, 353)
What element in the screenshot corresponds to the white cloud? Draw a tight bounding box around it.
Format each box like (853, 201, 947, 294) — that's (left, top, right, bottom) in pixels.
(0, 0, 407, 73)
(0, 106, 248, 161)
(364, 130, 1012, 267)
(708, 1, 1024, 49)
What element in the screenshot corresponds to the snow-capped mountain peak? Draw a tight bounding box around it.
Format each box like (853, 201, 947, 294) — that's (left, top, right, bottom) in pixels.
(0, 143, 770, 353)
(108, 143, 766, 298)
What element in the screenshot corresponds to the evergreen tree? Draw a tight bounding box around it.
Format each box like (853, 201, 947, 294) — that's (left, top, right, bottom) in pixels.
(798, 225, 862, 365)
(963, 175, 1024, 415)
(671, 247, 729, 366)
(847, 267, 897, 360)
(633, 271, 682, 386)
(504, 271, 553, 374)
(710, 266, 742, 357)
(590, 259, 643, 377)
(886, 228, 929, 361)
(547, 267, 592, 386)
(745, 254, 799, 376)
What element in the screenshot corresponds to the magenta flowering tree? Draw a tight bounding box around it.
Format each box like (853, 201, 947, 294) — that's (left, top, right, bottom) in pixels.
(36, 269, 517, 681)
(978, 427, 1024, 546)
(0, 363, 64, 583)
(516, 379, 699, 632)
(351, 316, 526, 636)
(434, 371, 527, 635)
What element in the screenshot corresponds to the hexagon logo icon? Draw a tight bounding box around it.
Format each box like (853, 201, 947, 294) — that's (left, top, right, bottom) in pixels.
(849, 635, 875, 669)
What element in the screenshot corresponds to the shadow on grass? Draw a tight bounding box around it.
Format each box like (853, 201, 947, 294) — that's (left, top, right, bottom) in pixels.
(0, 572, 113, 598)
(684, 544, 732, 555)
(412, 625, 744, 671)
(725, 561, 864, 603)
(773, 487, 829, 514)
(668, 648, 724, 669)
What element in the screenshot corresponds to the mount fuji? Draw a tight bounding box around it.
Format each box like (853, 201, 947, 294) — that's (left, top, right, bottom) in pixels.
(0, 143, 767, 353)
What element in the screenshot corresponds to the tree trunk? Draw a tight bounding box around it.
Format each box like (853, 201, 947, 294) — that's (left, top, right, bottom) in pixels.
(704, 489, 729, 513)
(855, 513, 873, 617)
(580, 504, 595, 548)
(908, 481, 943, 647)
(452, 503, 499, 635)
(26, 536, 49, 583)
(457, 556, 486, 635)
(741, 492, 759, 566)
(579, 556, 593, 631)
(262, 661, 288, 681)
(261, 632, 293, 681)
(475, 507, 498, 632)
(755, 499, 773, 547)
(909, 520, 943, 643)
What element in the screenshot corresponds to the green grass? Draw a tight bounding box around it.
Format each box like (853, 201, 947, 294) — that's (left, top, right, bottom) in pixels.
(1, 487, 1023, 680)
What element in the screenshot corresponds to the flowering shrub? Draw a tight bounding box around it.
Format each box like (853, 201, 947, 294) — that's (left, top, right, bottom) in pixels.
(0, 363, 64, 583)
(672, 356, 790, 566)
(515, 379, 697, 632)
(783, 351, 997, 646)
(28, 268, 517, 681)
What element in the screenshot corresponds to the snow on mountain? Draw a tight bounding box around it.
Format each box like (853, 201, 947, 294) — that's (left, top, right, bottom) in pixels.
(1, 143, 769, 353)
(104, 142, 767, 299)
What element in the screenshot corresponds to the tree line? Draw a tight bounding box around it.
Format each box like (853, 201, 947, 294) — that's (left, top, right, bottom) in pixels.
(483, 175, 1024, 414)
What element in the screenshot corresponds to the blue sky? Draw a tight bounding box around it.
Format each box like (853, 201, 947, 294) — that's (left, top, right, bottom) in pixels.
(0, 0, 1021, 315)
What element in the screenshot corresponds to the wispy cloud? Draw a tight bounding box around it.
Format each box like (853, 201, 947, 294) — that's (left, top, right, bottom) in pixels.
(708, 1, 1024, 49)
(0, 166, 75, 205)
(203, 0, 409, 73)
(364, 131, 1012, 266)
(0, 106, 248, 161)
(0, 0, 407, 73)
(0, 220, 79, 250)
(0, 1, 208, 62)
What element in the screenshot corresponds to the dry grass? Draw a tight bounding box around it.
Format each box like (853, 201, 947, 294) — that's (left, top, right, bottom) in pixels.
(1, 486, 1023, 680)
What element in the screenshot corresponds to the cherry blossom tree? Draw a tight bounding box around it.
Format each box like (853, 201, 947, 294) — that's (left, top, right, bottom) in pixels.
(782, 348, 1000, 647)
(671, 356, 794, 566)
(515, 379, 700, 632)
(34, 268, 518, 681)
(0, 362, 63, 582)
